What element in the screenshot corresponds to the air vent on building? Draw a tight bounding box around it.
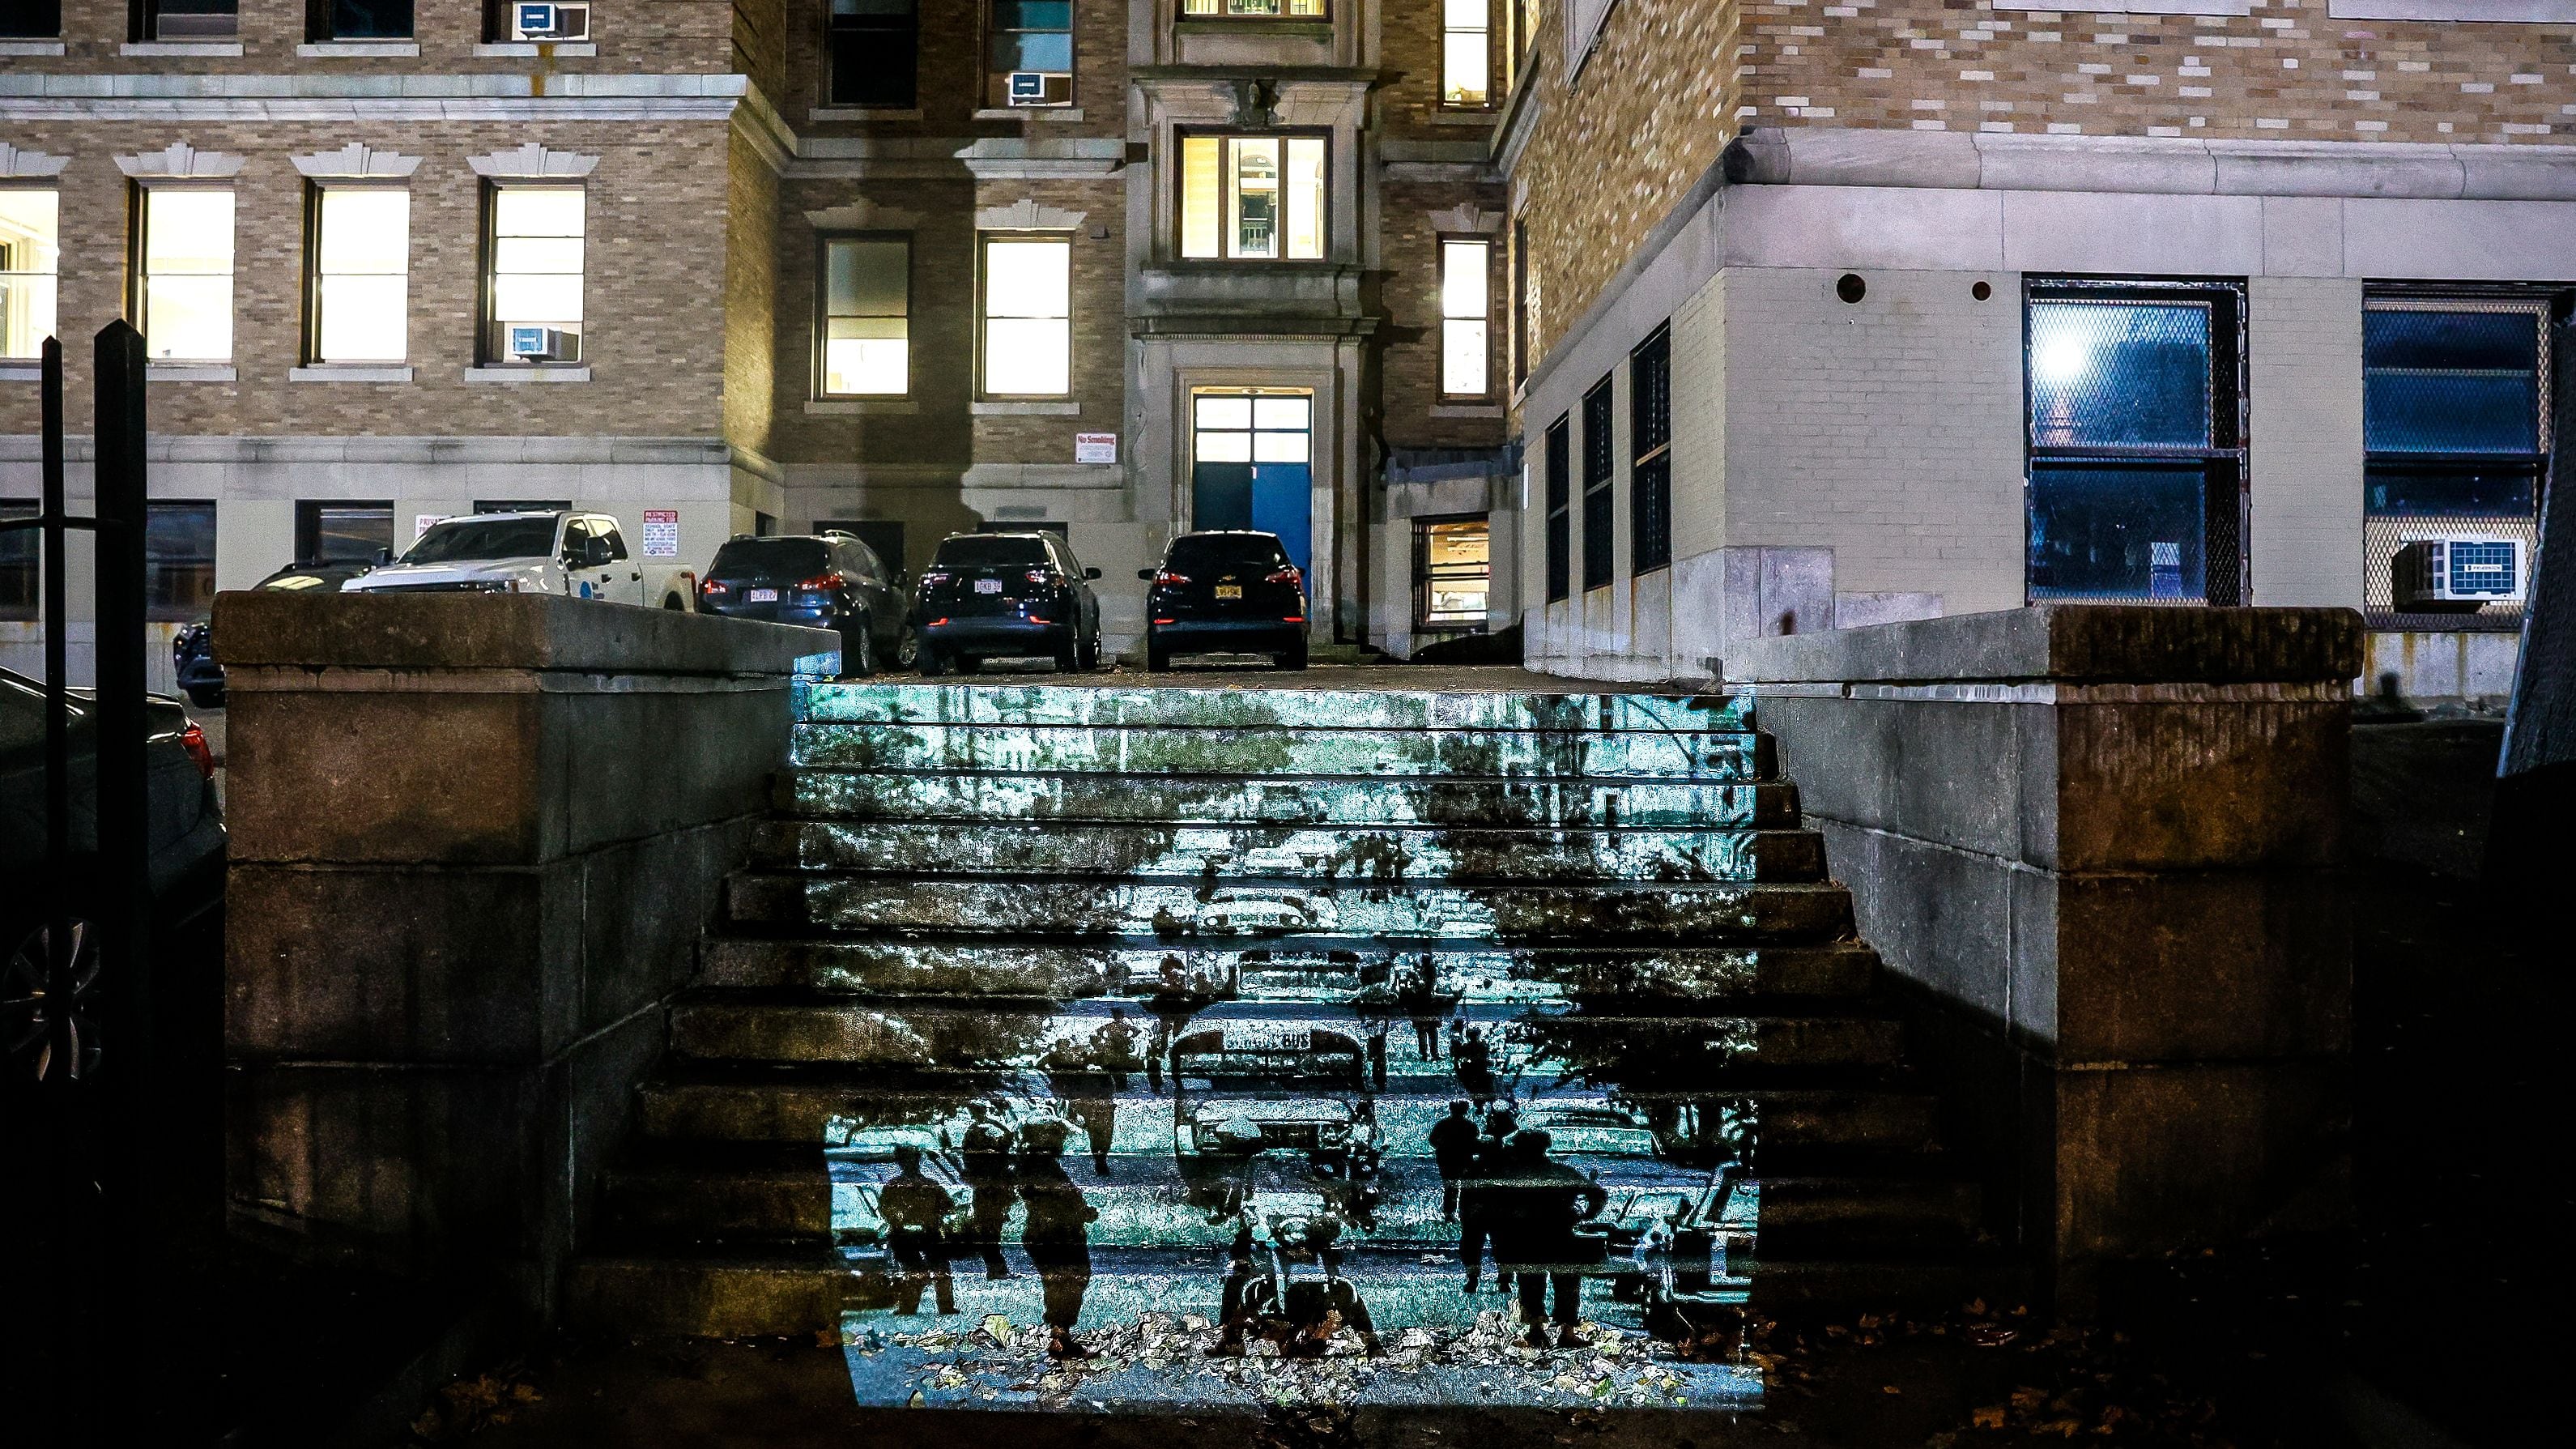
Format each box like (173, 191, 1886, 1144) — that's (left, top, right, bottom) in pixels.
(1007, 71, 1073, 107)
(512, 3, 593, 41)
(2391, 537, 2527, 610)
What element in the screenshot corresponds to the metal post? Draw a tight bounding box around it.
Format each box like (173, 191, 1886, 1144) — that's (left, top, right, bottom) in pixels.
(92, 321, 152, 1273)
(40, 338, 70, 1081)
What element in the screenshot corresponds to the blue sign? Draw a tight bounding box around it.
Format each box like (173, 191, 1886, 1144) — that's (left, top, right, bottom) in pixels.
(1007, 71, 1047, 104)
(517, 4, 556, 35)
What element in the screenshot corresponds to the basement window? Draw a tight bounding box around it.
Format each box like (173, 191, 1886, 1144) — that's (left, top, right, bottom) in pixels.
(145, 501, 217, 621)
(1179, 134, 1326, 262)
(1581, 373, 1614, 592)
(1414, 515, 1492, 632)
(1543, 413, 1570, 603)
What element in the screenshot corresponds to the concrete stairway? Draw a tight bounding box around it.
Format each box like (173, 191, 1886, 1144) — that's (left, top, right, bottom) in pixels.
(566, 679, 1997, 1341)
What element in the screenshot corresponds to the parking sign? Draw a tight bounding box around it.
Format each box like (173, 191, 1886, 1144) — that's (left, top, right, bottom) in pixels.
(642, 509, 680, 558)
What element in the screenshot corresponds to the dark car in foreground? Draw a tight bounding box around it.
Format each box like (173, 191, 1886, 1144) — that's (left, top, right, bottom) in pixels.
(698, 532, 913, 675)
(171, 557, 379, 707)
(1140, 531, 1307, 671)
(913, 531, 1102, 675)
(0, 666, 225, 1082)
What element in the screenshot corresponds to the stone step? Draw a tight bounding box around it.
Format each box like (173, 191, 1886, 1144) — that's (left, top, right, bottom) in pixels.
(790, 722, 1773, 782)
(778, 770, 1802, 830)
(750, 820, 1829, 884)
(695, 937, 1883, 1004)
(724, 875, 1857, 943)
(800, 680, 1753, 735)
(599, 1151, 1980, 1257)
(634, 1069, 1945, 1156)
(664, 999, 1907, 1073)
(563, 1245, 2012, 1340)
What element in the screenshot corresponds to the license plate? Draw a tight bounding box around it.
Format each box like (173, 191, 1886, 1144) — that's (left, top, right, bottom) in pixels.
(1216, 585, 1243, 600)
(974, 578, 1003, 594)
(747, 588, 777, 603)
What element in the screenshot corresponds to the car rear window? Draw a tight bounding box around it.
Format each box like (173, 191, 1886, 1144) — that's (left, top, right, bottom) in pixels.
(1167, 534, 1289, 573)
(710, 539, 831, 578)
(402, 517, 560, 565)
(933, 535, 1049, 568)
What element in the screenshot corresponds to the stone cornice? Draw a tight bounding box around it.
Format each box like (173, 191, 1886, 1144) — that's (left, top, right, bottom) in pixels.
(0, 71, 753, 123)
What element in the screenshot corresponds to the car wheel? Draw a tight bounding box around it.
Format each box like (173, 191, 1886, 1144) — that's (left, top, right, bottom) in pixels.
(1274, 638, 1309, 671)
(893, 625, 920, 671)
(3, 915, 103, 1084)
(662, 593, 688, 611)
(920, 645, 950, 677)
(1077, 629, 1101, 671)
(954, 654, 981, 675)
(1146, 637, 1172, 672)
(1053, 630, 1079, 673)
(840, 616, 878, 678)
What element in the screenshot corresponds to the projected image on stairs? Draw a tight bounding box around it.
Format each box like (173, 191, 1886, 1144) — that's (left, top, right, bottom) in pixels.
(604, 680, 1966, 1413)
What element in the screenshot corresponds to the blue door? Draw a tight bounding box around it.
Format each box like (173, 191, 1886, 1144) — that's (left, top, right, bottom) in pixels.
(1250, 463, 1312, 582)
(1191, 391, 1314, 582)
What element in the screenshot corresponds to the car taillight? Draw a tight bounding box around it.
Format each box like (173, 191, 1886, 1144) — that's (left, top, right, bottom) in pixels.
(796, 572, 845, 592)
(920, 571, 952, 587)
(1025, 569, 1054, 586)
(1153, 570, 1190, 586)
(1266, 566, 1303, 587)
(177, 722, 214, 780)
(700, 577, 730, 598)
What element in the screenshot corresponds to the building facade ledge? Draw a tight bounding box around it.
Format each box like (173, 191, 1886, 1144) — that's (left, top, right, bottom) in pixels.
(973, 108, 1088, 123)
(147, 364, 236, 382)
(970, 400, 1081, 416)
(297, 41, 422, 59)
(289, 365, 414, 383)
(462, 365, 591, 384)
(806, 398, 918, 416)
(474, 42, 598, 59)
(0, 40, 64, 58)
(121, 42, 245, 58)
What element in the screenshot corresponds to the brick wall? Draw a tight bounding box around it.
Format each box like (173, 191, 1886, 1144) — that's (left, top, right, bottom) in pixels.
(1719, 265, 2026, 615)
(782, 0, 1130, 139)
(2248, 275, 2365, 609)
(725, 126, 781, 458)
(15, 0, 736, 74)
(969, 178, 1126, 465)
(1379, 178, 1510, 451)
(1381, 0, 1511, 139)
(768, 179, 977, 471)
(0, 120, 739, 441)
(1742, 2, 2575, 144)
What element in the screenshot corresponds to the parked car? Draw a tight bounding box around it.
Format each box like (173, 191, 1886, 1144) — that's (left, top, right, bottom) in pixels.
(697, 532, 913, 675)
(0, 665, 225, 1084)
(171, 557, 379, 708)
(912, 531, 1103, 675)
(340, 510, 689, 607)
(1139, 531, 1308, 671)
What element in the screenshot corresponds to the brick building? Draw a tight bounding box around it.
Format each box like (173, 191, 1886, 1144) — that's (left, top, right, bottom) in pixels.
(0, 1, 1518, 680)
(1501, 0, 2575, 704)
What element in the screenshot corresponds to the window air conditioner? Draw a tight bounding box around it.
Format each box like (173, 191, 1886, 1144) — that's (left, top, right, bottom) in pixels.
(1006, 71, 1074, 107)
(2391, 537, 2527, 610)
(513, 3, 593, 41)
(507, 326, 580, 363)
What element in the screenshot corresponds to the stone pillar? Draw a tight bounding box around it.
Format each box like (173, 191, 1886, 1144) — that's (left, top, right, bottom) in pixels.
(215, 593, 832, 1319)
(1726, 605, 2358, 1298)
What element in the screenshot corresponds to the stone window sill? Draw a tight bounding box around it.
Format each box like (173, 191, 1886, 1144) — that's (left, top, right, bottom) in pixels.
(299, 40, 420, 58)
(122, 41, 246, 57)
(475, 41, 598, 58)
(1430, 402, 1502, 418)
(1431, 109, 1498, 126)
(147, 364, 236, 382)
(811, 107, 923, 124)
(0, 362, 42, 381)
(975, 107, 1088, 123)
(292, 364, 413, 383)
(972, 400, 1079, 416)
(462, 364, 590, 383)
(0, 40, 66, 57)
(807, 398, 917, 415)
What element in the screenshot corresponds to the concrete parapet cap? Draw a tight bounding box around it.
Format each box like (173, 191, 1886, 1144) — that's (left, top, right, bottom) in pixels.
(1720, 605, 2364, 688)
(1724, 127, 2576, 203)
(212, 593, 834, 680)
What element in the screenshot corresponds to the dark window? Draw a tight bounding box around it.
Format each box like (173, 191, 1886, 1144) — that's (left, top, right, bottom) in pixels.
(294, 500, 394, 565)
(0, 500, 33, 620)
(1630, 324, 1672, 575)
(144, 501, 215, 621)
(1581, 374, 1616, 591)
(934, 534, 1051, 568)
(1543, 415, 1570, 603)
(819, 518, 908, 576)
(311, 0, 411, 40)
(474, 499, 569, 514)
(1510, 216, 1529, 388)
(1168, 533, 1291, 573)
(2361, 295, 2556, 629)
(830, 0, 919, 109)
(1, 2, 62, 40)
(138, 1, 236, 40)
(2023, 284, 2244, 606)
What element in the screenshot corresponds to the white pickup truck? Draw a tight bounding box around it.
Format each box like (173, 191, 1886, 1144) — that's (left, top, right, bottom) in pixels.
(339, 509, 696, 608)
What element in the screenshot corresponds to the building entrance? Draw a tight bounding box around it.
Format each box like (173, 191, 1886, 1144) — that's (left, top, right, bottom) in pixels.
(1190, 390, 1312, 581)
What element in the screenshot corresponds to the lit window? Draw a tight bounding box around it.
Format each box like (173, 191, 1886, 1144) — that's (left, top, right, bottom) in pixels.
(982, 235, 1070, 396)
(1414, 516, 1492, 631)
(1180, 134, 1326, 262)
(1439, 238, 1489, 396)
(988, 0, 1073, 108)
(137, 188, 235, 363)
(1443, 0, 1492, 107)
(830, 0, 919, 108)
(318, 0, 412, 39)
(821, 236, 909, 396)
(485, 185, 584, 364)
(1178, 0, 1326, 15)
(1192, 392, 1310, 463)
(0, 190, 58, 361)
(142, 1, 237, 40)
(309, 187, 410, 364)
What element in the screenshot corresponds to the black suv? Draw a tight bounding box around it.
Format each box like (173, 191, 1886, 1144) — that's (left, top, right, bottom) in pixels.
(171, 557, 381, 708)
(913, 531, 1102, 675)
(698, 532, 913, 675)
(1139, 531, 1308, 671)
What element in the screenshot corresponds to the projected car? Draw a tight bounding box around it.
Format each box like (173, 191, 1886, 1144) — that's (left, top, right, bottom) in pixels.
(1514, 1107, 1732, 1293)
(1170, 1020, 1380, 1215)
